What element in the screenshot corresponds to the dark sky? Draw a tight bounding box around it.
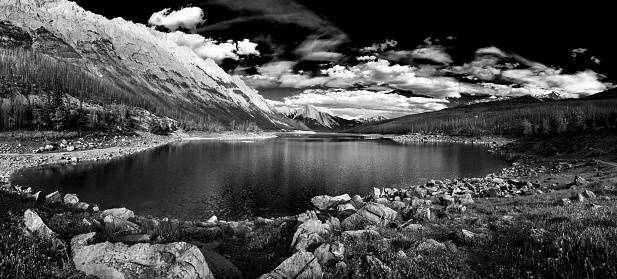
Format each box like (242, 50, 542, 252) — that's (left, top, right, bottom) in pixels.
(72, 0, 616, 119)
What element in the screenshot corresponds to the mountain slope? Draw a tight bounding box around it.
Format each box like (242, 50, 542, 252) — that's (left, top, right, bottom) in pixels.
(0, 0, 297, 130)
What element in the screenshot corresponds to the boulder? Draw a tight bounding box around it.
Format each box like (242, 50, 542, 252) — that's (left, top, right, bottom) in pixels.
(71, 233, 213, 279)
(411, 198, 431, 208)
(582, 190, 596, 199)
(446, 204, 467, 214)
(340, 202, 397, 230)
(454, 193, 474, 205)
(259, 251, 322, 279)
(76, 202, 89, 211)
(336, 203, 356, 213)
(102, 207, 135, 220)
(207, 215, 218, 222)
(574, 175, 587, 186)
(370, 187, 381, 200)
(66, 146, 75, 152)
(103, 215, 141, 233)
(440, 195, 455, 206)
(460, 229, 487, 242)
(31, 191, 43, 202)
(64, 194, 79, 205)
(351, 195, 365, 209)
(311, 194, 351, 211)
(314, 242, 345, 267)
(291, 219, 331, 253)
(23, 209, 55, 240)
(45, 191, 62, 203)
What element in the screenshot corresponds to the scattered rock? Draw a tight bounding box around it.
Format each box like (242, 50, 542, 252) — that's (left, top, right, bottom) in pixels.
(574, 175, 587, 186)
(413, 207, 431, 221)
(63, 193, 79, 205)
(582, 190, 596, 199)
(23, 209, 55, 240)
(66, 146, 75, 152)
(45, 191, 62, 203)
(259, 251, 322, 279)
(76, 202, 89, 211)
(446, 204, 467, 214)
(207, 215, 218, 223)
(291, 219, 330, 253)
(460, 229, 487, 242)
(102, 207, 135, 220)
(340, 202, 397, 230)
(311, 194, 351, 211)
(71, 233, 213, 279)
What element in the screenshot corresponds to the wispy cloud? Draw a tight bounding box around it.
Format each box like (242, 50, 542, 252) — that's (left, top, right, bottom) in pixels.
(148, 7, 205, 32)
(411, 47, 453, 64)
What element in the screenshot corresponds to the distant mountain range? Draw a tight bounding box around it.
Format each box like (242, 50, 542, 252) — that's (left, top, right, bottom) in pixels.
(276, 104, 387, 131)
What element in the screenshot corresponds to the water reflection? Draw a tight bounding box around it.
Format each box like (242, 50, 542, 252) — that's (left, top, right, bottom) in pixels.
(12, 135, 508, 221)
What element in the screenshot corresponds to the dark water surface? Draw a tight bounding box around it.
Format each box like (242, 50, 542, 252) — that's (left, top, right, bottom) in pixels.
(12, 134, 508, 220)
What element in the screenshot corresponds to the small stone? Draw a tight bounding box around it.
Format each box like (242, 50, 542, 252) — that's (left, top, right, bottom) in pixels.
(582, 190, 596, 199)
(45, 191, 62, 203)
(574, 175, 587, 186)
(207, 215, 218, 223)
(101, 208, 134, 220)
(66, 146, 75, 152)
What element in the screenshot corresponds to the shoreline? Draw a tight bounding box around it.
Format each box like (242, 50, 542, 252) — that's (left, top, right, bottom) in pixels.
(0, 130, 279, 184)
(390, 133, 513, 147)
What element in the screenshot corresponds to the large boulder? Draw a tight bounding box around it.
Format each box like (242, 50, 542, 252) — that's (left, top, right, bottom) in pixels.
(102, 207, 135, 220)
(311, 194, 351, 211)
(71, 232, 214, 279)
(200, 250, 243, 279)
(23, 209, 55, 240)
(291, 219, 330, 253)
(258, 251, 322, 279)
(340, 202, 397, 230)
(63, 193, 79, 205)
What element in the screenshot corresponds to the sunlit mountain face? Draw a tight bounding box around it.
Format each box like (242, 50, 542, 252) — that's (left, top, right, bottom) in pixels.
(74, 0, 616, 120)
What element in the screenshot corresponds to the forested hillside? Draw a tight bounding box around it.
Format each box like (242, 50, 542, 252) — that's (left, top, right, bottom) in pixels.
(347, 92, 617, 136)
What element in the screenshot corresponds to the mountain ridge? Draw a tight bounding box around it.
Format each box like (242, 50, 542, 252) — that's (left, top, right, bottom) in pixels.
(0, 0, 298, 130)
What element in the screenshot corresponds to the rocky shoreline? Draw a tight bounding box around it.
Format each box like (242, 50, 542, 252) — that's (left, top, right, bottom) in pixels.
(3, 154, 611, 278)
(391, 133, 512, 147)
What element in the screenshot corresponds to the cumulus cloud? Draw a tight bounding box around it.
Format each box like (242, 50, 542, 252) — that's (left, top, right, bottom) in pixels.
(270, 89, 449, 119)
(591, 56, 601, 64)
(411, 47, 453, 64)
(167, 31, 260, 64)
(360, 39, 398, 53)
(502, 69, 608, 95)
(357, 55, 377, 61)
(148, 7, 206, 32)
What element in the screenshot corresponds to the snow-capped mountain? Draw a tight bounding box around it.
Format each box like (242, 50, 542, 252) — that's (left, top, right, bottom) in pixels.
(0, 0, 297, 129)
(277, 104, 361, 131)
(357, 116, 387, 123)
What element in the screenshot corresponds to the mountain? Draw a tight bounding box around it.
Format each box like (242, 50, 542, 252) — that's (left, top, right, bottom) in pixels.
(277, 104, 361, 131)
(0, 0, 299, 130)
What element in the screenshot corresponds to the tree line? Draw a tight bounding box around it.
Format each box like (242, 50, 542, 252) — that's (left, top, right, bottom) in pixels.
(352, 97, 617, 136)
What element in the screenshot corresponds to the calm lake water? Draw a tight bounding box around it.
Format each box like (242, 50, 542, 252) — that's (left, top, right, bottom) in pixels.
(12, 134, 508, 220)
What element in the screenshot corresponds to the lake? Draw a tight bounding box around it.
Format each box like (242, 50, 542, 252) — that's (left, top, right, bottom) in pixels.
(11, 134, 509, 221)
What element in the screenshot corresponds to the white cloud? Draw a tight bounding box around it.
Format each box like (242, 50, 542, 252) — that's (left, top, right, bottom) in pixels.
(271, 89, 449, 119)
(501, 69, 608, 95)
(236, 39, 260, 56)
(360, 39, 398, 53)
(167, 32, 260, 64)
(321, 65, 357, 79)
(411, 47, 453, 64)
(357, 55, 377, 61)
(148, 7, 205, 32)
(476, 46, 508, 57)
(294, 35, 347, 61)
